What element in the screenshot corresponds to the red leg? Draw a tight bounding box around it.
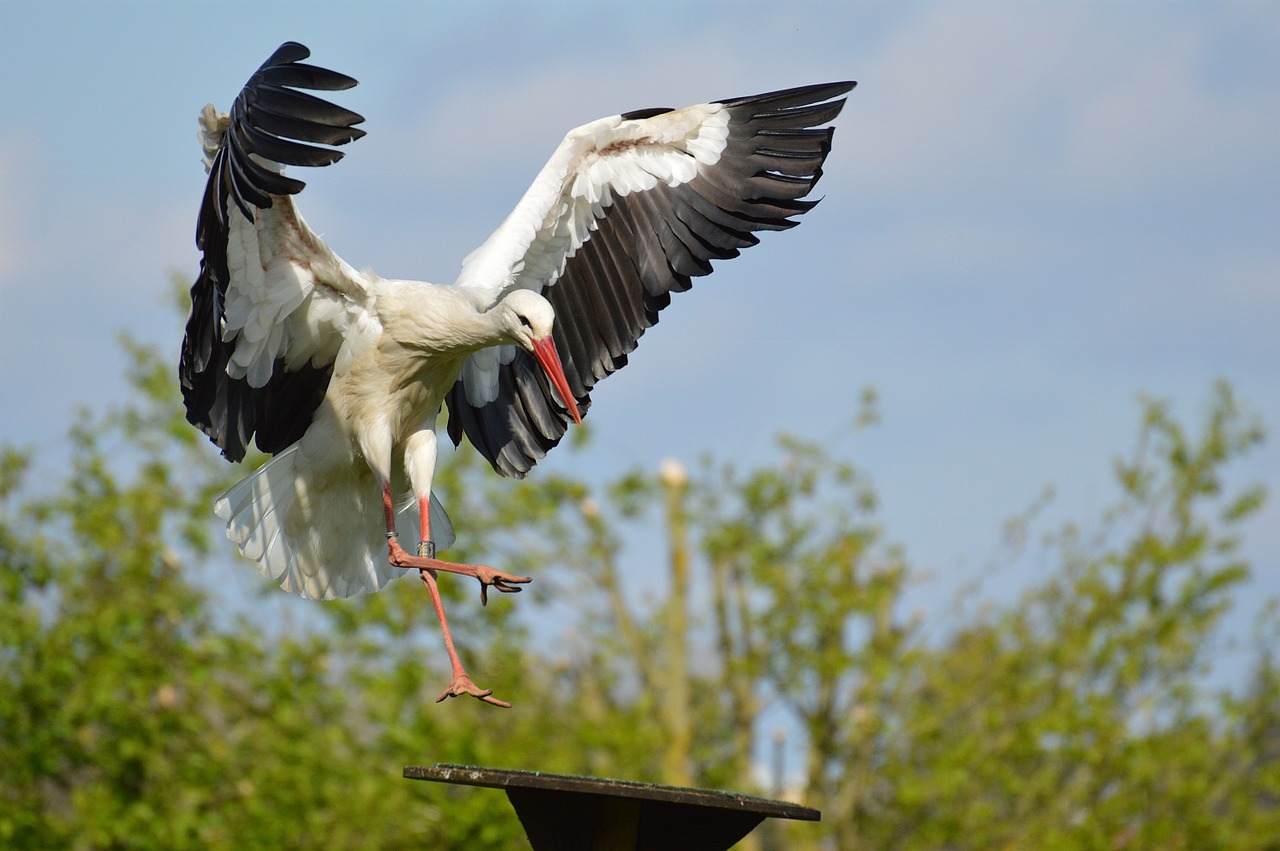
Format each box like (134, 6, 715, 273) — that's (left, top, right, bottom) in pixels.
(418, 495, 433, 550)
(384, 486, 531, 604)
(382, 484, 518, 707)
(416, 567, 511, 708)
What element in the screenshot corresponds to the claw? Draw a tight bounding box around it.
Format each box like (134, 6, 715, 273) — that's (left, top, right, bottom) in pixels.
(476, 567, 531, 606)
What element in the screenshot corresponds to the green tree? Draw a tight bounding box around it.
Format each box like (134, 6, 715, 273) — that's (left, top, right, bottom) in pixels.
(844, 382, 1274, 850)
(524, 382, 1275, 850)
(1, 313, 1275, 850)
(0, 337, 545, 848)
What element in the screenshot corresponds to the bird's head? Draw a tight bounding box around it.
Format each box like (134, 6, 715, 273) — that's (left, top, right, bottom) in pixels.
(498, 290, 583, 426)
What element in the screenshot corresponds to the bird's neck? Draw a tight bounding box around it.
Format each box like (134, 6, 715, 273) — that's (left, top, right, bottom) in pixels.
(384, 283, 512, 356)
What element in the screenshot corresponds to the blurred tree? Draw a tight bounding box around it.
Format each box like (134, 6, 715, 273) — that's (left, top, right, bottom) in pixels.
(0, 336, 544, 848)
(837, 382, 1276, 851)
(0, 310, 1274, 851)
(521, 383, 1276, 850)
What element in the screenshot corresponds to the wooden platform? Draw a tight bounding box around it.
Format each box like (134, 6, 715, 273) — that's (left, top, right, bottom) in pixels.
(404, 763, 819, 851)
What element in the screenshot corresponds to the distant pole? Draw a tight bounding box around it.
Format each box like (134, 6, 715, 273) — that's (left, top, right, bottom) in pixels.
(762, 728, 789, 851)
(660, 457, 693, 786)
(771, 727, 787, 799)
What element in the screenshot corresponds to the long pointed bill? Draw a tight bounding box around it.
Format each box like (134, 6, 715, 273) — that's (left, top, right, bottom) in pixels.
(530, 336, 582, 425)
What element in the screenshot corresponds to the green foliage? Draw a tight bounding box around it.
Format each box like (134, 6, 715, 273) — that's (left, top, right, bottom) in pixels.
(0, 318, 1274, 851)
(843, 381, 1275, 851)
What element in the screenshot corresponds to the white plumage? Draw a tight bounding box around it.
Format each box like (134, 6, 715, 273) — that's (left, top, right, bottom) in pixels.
(180, 42, 853, 704)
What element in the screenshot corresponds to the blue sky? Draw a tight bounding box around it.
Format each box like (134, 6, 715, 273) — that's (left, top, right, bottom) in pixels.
(2, 2, 1278, 680)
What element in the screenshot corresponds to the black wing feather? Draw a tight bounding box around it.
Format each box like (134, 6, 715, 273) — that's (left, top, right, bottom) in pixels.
(179, 42, 364, 462)
(447, 81, 854, 478)
(250, 85, 365, 127)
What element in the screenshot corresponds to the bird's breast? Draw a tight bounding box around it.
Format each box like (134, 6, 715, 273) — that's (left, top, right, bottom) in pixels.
(331, 334, 467, 443)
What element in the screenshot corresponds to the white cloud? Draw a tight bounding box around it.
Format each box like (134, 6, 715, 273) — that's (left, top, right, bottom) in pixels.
(1061, 35, 1280, 197)
(384, 37, 756, 189)
(847, 5, 1280, 199)
(849, 4, 1088, 191)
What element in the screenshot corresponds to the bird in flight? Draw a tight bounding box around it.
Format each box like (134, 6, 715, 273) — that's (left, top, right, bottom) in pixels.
(181, 42, 853, 707)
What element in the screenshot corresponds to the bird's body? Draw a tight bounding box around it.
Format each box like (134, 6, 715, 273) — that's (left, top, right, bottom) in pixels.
(216, 277, 460, 598)
(181, 42, 853, 705)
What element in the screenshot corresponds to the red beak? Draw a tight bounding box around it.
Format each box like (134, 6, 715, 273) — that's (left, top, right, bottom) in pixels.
(530, 336, 582, 425)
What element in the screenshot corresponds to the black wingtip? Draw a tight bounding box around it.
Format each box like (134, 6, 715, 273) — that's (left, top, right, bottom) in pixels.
(208, 42, 365, 225)
(266, 41, 312, 66)
(717, 80, 856, 109)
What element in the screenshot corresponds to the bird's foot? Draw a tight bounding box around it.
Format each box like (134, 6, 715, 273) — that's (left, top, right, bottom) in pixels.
(436, 672, 512, 709)
(386, 534, 532, 605)
(471, 565, 532, 606)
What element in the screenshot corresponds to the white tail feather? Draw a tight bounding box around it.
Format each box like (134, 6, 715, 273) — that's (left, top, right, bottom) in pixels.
(214, 446, 456, 600)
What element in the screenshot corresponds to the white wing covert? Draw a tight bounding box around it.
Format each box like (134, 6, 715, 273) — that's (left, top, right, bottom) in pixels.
(446, 81, 855, 478)
(180, 42, 372, 463)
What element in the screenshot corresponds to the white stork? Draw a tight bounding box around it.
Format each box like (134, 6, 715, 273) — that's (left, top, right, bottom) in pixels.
(181, 42, 853, 707)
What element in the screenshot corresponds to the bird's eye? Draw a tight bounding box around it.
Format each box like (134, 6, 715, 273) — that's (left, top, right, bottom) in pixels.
(518, 315, 533, 330)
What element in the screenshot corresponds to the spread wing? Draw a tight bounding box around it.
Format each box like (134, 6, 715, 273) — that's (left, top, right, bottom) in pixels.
(180, 41, 373, 463)
(446, 81, 855, 478)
